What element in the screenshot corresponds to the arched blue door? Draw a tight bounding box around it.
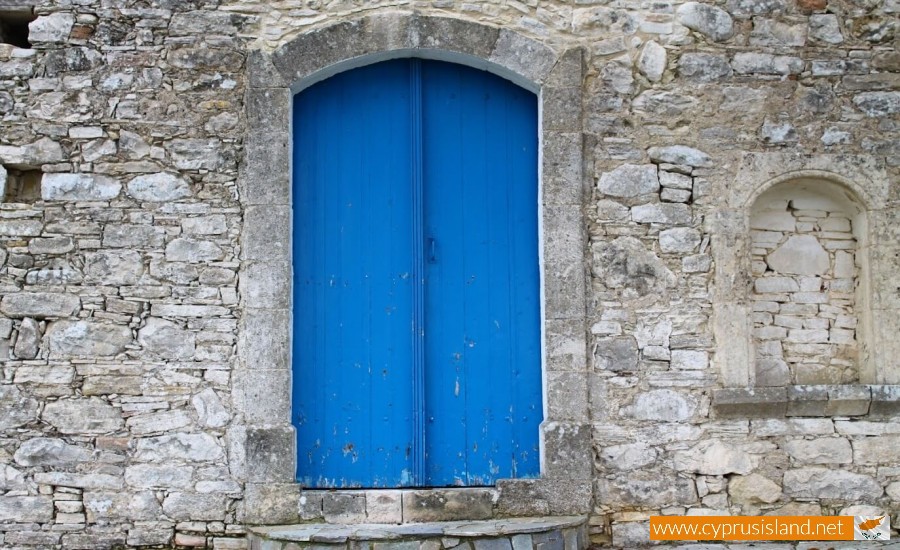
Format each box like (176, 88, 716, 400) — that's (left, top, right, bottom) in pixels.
(292, 58, 541, 488)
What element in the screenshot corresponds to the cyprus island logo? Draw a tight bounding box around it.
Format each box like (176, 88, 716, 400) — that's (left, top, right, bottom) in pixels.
(854, 515, 890, 541)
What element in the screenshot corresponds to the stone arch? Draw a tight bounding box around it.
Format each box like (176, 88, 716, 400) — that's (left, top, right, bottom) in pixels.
(236, 12, 591, 523)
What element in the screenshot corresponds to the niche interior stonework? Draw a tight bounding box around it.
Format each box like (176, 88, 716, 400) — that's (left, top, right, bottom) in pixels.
(750, 183, 864, 386)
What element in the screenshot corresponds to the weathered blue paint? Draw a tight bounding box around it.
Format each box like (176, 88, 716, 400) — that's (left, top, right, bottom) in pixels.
(292, 58, 541, 488)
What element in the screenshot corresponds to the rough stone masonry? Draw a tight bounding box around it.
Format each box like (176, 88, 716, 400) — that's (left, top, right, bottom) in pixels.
(0, 0, 898, 549)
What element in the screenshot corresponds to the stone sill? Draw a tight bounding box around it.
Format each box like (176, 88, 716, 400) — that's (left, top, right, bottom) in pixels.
(712, 384, 900, 418)
(249, 516, 587, 543)
(300, 487, 500, 524)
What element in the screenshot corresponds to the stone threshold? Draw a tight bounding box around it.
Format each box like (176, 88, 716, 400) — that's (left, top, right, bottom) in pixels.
(713, 384, 900, 418)
(249, 516, 587, 545)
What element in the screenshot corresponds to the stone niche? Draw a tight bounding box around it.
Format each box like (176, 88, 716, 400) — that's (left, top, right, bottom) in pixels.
(749, 180, 867, 386)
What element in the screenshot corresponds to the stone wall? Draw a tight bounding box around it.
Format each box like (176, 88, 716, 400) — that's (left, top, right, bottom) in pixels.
(0, 0, 897, 549)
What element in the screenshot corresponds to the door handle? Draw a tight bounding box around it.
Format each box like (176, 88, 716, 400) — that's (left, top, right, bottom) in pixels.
(427, 237, 436, 263)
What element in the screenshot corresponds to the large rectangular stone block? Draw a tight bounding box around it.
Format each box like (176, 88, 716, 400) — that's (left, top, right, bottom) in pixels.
(402, 489, 494, 522)
(712, 388, 787, 418)
(246, 426, 295, 483)
(239, 308, 291, 371)
(237, 369, 291, 423)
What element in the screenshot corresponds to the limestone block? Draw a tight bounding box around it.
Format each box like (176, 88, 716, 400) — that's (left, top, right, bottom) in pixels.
(365, 490, 401, 524)
(595, 473, 697, 508)
(119, 130, 150, 159)
(0, 137, 64, 166)
(659, 170, 692, 190)
(240, 261, 290, 309)
(488, 28, 556, 85)
(671, 350, 709, 370)
(750, 18, 807, 46)
(165, 139, 230, 170)
(0, 385, 39, 430)
(183, 215, 227, 236)
(125, 464, 194, 489)
(724, 0, 788, 16)
(236, 370, 290, 423)
(728, 473, 782, 504)
(673, 440, 755, 475)
(593, 336, 637, 372)
(47, 320, 132, 357)
(547, 371, 588, 421)
(165, 238, 225, 263)
(600, 442, 657, 470)
(713, 388, 787, 418)
(42, 398, 123, 434)
(192, 388, 230, 428)
(41, 173, 121, 201)
(542, 132, 582, 205)
(126, 410, 192, 436)
(756, 357, 790, 387)
(750, 210, 795, 231)
(163, 492, 228, 521)
(633, 90, 699, 118)
(853, 92, 900, 117)
(593, 236, 676, 297)
(766, 235, 829, 275)
(761, 119, 798, 144)
(631, 203, 692, 225)
(783, 467, 881, 499)
(401, 489, 494, 522)
(0, 292, 80, 318)
(28, 236, 74, 255)
(784, 437, 852, 464)
(659, 227, 701, 253)
(648, 146, 711, 168)
(852, 434, 900, 464)
(732, 53, 804, 75)
(541, 87, 581, 132)
(34, 471, 123, 490)
(0, 219, 43, 236)
(126, 173, 192, 202)
(621, 389, 696, 421)
(169, 10, 238, 36)
(678, 52, 733, 81)
(246, 427, 295, 483)
(637, 41, 666, 82)
(545, 318, 587, 372)
(242, 483, 300, 525)
(84, 250, 145, 285)
(137, 318, 195, 360)
(676, 2, 734, 41)
(29, 13, 75, 43)
(102, 224, 165, 248)
(13, 438, 93, 466)
(597, 164, 658, 198)
(134, 433, 224, 462)
(239, 131, 290, 206)
(242, 206, 290, 262)
(0, 496, 53, 523)
(13, 317, 40, 359)
(239, 308, 289, 371)
(322, 492, 366, 524)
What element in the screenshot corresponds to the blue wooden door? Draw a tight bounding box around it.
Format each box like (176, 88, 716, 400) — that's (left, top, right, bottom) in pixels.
(292, 59, 540, 488)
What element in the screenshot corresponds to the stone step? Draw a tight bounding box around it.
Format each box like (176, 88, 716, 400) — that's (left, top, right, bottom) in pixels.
(248, 516, 588, 550)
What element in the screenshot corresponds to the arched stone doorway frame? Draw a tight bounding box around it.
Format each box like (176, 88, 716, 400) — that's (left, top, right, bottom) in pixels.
(235, 12, 591, 524)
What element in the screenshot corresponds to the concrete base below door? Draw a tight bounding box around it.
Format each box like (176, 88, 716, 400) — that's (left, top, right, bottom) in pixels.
(248, 516, 588, 550)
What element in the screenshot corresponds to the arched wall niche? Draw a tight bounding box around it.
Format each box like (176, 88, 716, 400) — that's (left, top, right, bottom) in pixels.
(748, 178, 870, 386)
(236, 11, 592, 525)
(711, 154, 899, 418)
